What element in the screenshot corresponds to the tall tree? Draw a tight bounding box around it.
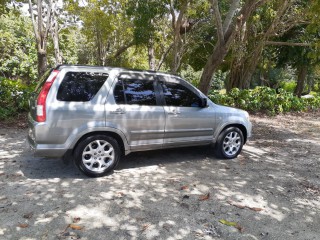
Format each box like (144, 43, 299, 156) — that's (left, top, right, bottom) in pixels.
(169, 0, 188, 73)
(28, 0, 64, 76)
(198, 0, 268, 95)
(226, 0, 309, 91)
(127, 0, 167, 70)
(67, 0, 135, 66)
(0, 9, 37, 82)
(51, 3, 63, 64)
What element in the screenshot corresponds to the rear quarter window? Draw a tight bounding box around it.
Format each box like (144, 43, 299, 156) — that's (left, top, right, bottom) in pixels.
(57, 72, 108, 102)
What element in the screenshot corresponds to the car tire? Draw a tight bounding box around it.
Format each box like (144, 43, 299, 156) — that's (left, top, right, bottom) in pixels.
(215, 127, 244, 159)
(74, 135, 120, 177)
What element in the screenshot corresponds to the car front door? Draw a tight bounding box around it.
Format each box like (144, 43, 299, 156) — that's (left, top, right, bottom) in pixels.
(158, 76, 215, 147)
(106, 72, 165, 151)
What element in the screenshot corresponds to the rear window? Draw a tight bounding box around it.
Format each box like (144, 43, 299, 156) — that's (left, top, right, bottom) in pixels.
(57, 72, 108, 102)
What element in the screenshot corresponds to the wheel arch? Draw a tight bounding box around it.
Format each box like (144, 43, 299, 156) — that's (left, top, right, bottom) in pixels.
(217, 124, 248, 144)
(72, 131, 127, 156)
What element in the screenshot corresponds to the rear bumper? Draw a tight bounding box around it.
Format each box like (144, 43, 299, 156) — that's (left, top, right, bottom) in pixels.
(27, 114, 68, 158)
(27, 134, 67, 157)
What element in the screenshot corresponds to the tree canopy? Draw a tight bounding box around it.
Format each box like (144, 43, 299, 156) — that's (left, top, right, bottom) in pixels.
(1, 0, 320, 96)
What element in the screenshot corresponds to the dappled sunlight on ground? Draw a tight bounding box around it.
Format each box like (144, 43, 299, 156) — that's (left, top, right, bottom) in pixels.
(0, 112, 320, 239)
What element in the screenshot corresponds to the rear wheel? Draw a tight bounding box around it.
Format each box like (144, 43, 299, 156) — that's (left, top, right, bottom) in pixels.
(215, 127, 244, 159)
(74, 135, 120, 177)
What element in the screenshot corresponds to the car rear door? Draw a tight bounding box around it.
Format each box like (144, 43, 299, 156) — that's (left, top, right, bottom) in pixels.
(158, 75, 215, 147)
(105, 72, 165, 151)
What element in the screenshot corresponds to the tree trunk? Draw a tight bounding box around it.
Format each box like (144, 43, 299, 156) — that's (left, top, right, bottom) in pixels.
(294, 66, 307, 98)
(226, 0, 292, 92)
(198, 0, 267, 95)
(37, 51, 47, 78)
(52, 20, 62, 65)
(28, 0, 52, 78)
(198, 43, 227, 95)
(157, 43, 173, 71)
(96, 31, 104, 66)
(51, 2, 62, 65)
(228, 40, 265, 91)
(148, 39, 155, 71)
(170, 0, 187, 74)
(226, 62, 245, 91)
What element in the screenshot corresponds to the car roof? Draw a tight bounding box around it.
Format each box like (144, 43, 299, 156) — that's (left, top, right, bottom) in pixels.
(54, 64, 179, 77)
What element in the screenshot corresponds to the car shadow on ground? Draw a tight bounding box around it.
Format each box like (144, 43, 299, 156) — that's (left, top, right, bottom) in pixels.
(19, 145, 221, 180)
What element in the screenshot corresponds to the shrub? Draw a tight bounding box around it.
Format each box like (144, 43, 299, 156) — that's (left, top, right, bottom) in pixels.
(209, 86, 320, 115)
(279, 81, 296, 93)
(0, 77, 34, 120)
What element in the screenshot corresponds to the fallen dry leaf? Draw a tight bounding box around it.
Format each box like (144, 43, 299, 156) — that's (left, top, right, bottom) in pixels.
(68, 224, 84, 230)
(227, 200, 246, 209)
(18, 223, 29, 228)
(248, 207, 263, 212)
(180, 185, 189, 190)
(235, 223, 244, 233)
(199, 193, 210, 201)
(227, 200, 263, 212)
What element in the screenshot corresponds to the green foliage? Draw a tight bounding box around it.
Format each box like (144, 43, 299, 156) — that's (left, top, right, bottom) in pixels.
(66, 0, 135, 67)
(180, 65, 202, 86)
(279, 81, 297, 93)
(209, 87, 320, 115)
(0, 77, 34, 119)
(127, 0, 166, 45)
(0, 10, 37, 82)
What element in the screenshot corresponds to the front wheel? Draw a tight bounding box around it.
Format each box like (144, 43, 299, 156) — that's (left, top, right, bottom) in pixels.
(74, 135, 120, 177)
(215, 127, 244, 159)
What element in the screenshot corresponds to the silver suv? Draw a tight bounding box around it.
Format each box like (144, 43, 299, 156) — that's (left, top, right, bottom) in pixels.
(28, 65, 252, 177)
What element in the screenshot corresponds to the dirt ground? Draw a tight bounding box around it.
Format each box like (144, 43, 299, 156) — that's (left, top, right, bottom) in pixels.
(0, 112, 319, 240)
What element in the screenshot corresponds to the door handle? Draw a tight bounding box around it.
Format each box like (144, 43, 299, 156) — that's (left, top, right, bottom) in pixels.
(110, 108, 125, 114)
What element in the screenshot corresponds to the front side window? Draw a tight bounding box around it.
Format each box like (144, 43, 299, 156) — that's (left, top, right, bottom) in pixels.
(114, 79, 156, 105)
(160, 82, 201, 107)
(57, 72, 108, 102)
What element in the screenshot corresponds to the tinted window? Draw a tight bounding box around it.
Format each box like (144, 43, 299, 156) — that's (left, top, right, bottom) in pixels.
(114, 79, 156, 105)
(57, 72, 108, 102)
(161, 82, 201, 107)
(113, 80, 125, 104)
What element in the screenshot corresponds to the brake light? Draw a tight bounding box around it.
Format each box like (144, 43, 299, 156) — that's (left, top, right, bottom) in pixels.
(36, 70, 59, 122)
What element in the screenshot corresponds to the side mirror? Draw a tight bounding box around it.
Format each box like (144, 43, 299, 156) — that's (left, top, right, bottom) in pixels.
(200, 98, 208, 108)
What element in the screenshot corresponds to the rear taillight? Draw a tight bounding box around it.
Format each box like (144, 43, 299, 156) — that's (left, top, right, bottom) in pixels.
(36, 70, 59, 122)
